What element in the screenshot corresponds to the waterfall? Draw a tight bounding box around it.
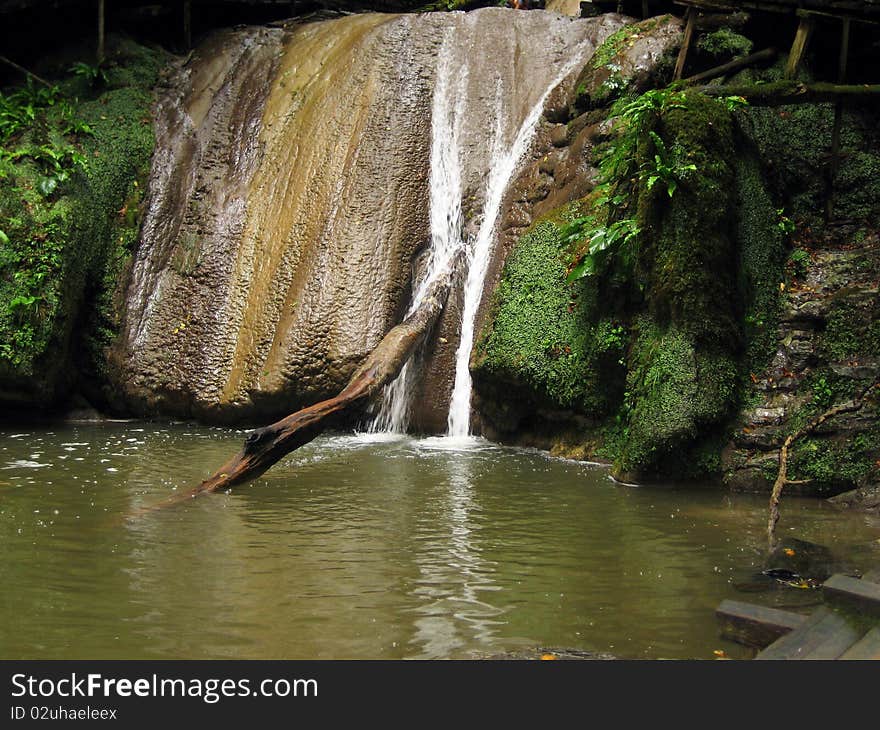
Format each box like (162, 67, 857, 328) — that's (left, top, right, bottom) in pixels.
(374, 22, 594, 438)
(371, 31, 468, 433)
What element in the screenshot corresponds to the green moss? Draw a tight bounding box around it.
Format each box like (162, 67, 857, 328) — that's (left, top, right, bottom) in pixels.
(0, 37, 168, 403)
(819, 296, 880, 362)
(473, 208, 627, 416)
(639, 93, 739, 348)
(789, 427, 880, 490)
(614, 93, 742, 476)
(617, 318, 738, 475)
(734, 151, 786, 375)
(697, 28, 753, 60)
(737, 81, 880, 227)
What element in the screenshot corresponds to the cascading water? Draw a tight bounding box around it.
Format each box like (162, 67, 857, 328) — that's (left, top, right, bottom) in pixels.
(374, 19, 597, 439)
(371, 32, 468, 434)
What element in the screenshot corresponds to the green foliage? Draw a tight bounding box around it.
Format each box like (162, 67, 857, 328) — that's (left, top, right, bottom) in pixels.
(738, 70, 880, 227)
(563, 88, 692, 282)
(697, 28, 753, 60)
(69, 62, 108, 88)
(0, 38, 167, 398)
(789, 428, 880, 488)
(643, 130, 697, 198)
(473, 213, 627, 416)
(811, 376, 834, 409)
(563, 217, 640, 283)
(787, 248, 811, 279)
(776, 208, 795, 236)
(819, 297, 880, 362)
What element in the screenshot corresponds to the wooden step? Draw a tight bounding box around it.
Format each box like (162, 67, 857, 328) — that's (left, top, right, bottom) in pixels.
(756, 607, 861, 660)
(839, 626, 880, 660)
(716, 599, 807, 648)
(823, 574, 880, 617)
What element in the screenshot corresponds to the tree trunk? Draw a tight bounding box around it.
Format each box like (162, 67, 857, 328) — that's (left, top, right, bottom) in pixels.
(142, 260, 459, 512)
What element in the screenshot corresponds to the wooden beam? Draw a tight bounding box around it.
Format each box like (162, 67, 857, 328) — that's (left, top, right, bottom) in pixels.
(823, 573, 880, 616)
(97, 0, 105, 64)
(692, 80, 880, 107)
(673, 7, 697, 82)
(0, 55, 53, 88)
(683, 47, 778, 86)
(716, 599, 807, 648)
(757, 607, 860, 660)
(785, 15, 814, 80)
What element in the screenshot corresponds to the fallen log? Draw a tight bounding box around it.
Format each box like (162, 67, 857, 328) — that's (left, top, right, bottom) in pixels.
(693, 80, 880, 106)
(141, 258, 459, 512)
(682, 47, 778, 87)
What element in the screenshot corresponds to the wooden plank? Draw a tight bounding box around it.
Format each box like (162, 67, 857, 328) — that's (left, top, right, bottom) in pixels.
(785, 16, 815, 80)
(673, 6, 696, 81)
(823, 574, 880, 616)
(716, 599, 807, 648)
(839, 626, 880, 660)
(756, 607, 860, 660)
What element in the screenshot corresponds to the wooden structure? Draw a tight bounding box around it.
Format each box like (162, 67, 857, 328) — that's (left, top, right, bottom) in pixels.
(717, 570, 880, 659)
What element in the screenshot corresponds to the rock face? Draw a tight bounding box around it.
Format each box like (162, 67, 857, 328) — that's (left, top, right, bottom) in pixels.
(723, 231, 880, 497)
(112, 8, 626, 424)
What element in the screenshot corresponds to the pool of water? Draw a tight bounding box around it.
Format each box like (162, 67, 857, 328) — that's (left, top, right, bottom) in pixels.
(1, 421, 879, 659)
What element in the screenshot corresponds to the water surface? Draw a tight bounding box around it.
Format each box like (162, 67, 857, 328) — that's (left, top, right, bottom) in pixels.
(2, 422, 879, 659)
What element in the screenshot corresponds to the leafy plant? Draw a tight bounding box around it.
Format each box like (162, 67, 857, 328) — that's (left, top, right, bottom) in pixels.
(787, 248, 811, 279)
(642, 130, 696, 198)
(811, 376, 834, 409)
(564, 217, 641, 283)
(776, 208, 795, 236)
(564, 88, 694, 282)
(69, 61, 109, 88)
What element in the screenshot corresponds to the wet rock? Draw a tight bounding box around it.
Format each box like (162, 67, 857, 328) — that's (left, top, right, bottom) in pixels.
(829, 484, 880, 512)
(113, 10, 628, 426)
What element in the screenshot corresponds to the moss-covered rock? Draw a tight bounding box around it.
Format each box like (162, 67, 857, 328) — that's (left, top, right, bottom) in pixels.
(0, 37, 168, 408)
(571, 15, 682, 114)
(696, 28, 752, 62)
(472, 205, 627, 431)
(736, 65, 880, 228)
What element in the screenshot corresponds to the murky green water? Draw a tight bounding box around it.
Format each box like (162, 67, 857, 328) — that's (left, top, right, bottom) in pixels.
(1, 421, 879, 660)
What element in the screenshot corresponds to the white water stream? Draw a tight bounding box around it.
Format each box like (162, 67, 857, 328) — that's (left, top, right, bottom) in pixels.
(374, 27, 592, 438)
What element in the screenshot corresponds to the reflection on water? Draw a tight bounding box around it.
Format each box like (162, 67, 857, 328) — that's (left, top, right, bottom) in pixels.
(1, 422, 879, 659)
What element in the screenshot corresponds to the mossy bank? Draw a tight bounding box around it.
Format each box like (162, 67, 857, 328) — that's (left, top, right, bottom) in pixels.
(474, 26, 880, 503)
(0, 37, 169, 410)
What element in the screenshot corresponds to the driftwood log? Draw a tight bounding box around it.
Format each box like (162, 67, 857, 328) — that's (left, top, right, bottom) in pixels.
(142, 259, 458, 512)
